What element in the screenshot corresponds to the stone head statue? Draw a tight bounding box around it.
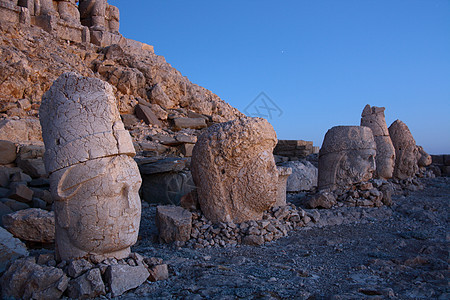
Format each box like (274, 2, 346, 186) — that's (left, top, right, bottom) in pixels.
(40, 72, 141, 261)
(360, 104, 395, 179)
(318, 126, 376, 191)
(191, 117, 278, 224)
(388, 120, 419, 180)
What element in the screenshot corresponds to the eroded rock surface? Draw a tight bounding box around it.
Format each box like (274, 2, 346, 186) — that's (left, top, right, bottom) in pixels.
(191, 117, 278, 223)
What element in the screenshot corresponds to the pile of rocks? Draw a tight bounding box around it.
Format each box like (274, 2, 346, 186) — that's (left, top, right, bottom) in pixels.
(157, 204, 317, 249)
(0, 141, 53, 228)
(0, 252, 168, 299)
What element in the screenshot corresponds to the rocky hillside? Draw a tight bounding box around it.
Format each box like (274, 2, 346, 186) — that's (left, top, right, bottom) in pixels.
(0, 19, 242, 130)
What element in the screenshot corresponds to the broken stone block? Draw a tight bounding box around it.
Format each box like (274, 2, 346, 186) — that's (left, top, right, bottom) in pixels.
(179, 143, 195, 157)
(0, 198, 30, 211)
(0, 140, 16, 164)
(282, 160, 318, 192)
(141, 171, 195, 205)
(0, 257, 69, 299)
(156, 205, 192, 243)
(0, 226, 29, 274)
(148, 264, 169, 282)
(0, 202, 13, 226)
(242, 235, 264, 246)
(16, 157, 46, 178)
(275, 166, 292, 207)
(10, 171, 32, 183)
(137, 157, 188, 174)
(135, 103, 163, 127)
(67, 268, 106, 299)
(7, 184, 34, 203)
(67, 258, 94, 278)
(306, 191, 337, 209)
(105, 264, 149, 297)
(2, 208, 55, 243)
(173, 117, 207, 130)
(148, 83, 176, 109)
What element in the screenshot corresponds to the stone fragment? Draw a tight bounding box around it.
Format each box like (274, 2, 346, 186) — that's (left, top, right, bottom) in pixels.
(16, 157, 46, 178)
(360, 105, 396, 179)
(141, 171, 195, 205)
(274, 166, 292, 207)
(318, 126, 376, 191)
(150, 104, 168, 120)
(148, 83, 176, 109)
(156, 205, 192, 243)
(388, 120, 419, 180)
(67, 258, 94, 278)
(121, 113, 140, 128)
(148, 264, 169, 282)
(180, 190, 199, 211)
(0, 198, 30, 211)
(191, 117, 278, 223)
(137, 157, 188, 174)
(0, 226, 29, 274)
(135, 103, 163, 127)
(2, 208, 55, 243)
(0, 140, 16, 164)
(173, 117, 207, 130)
(105, 264, 150, 297)
(281, 160, 318, 192)
(0, 202, 13, 225)
(306, 191, 337, 209)
(0, 119, 42, 143)
(10, 171, 32, 183)
(175, 133, 197, 144)
(180, 143, 195, 157)
(7, 184, 34, 203)
(242, 235, 264, 246)
(40, 73, 141, 261)
(67, 268, 106, 299)
(0, 257, 69, 300)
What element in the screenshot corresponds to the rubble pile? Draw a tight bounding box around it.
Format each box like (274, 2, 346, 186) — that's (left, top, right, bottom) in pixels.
(0, 252, 168, 299)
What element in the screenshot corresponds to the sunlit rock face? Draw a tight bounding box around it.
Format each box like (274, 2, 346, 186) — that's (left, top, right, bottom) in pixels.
(191, 117, 278, 224)
(40, 72, 141, 261)
(360, 104, 395, 180)
(388, 120, 420, 180)
(318, 126, 376, 191)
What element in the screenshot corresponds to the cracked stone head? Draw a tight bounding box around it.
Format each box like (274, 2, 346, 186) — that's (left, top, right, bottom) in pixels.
(318, 126, 376, 191)
(388, 120, 419, 180)
(51, 155, 141, 261)
(40, 73, 141, 261)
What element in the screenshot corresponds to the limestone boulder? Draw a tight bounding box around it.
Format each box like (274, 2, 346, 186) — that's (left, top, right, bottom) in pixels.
(0, 140, 16, 164)
(0, 119, 42, 143)
(281, 160, 318, 192)
(0, 226, 29, 274)
(2, 208, 55, 243)
(156, 205, 192, 243)
(306, 191, 337, 209)
(67, 268, 106, 299)
(105, 264, 149, 297)
(191, 117, 278, 223)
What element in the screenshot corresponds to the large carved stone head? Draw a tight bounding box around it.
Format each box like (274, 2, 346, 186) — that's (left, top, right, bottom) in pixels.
(388, 120, 419, 180)
(191, 117, 278, 224)
(318, 126, 376, 191)
(360, 104, 395, 179)
(40, 72, 141, 261)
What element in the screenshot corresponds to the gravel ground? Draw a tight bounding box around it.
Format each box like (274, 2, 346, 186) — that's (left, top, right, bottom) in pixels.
(124, 177, 449, 299)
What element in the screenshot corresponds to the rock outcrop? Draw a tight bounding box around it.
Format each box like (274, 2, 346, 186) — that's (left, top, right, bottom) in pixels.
(191, 117, 278, 223)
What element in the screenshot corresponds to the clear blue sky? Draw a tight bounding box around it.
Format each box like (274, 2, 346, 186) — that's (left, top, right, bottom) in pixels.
(109, 0, 450, 154)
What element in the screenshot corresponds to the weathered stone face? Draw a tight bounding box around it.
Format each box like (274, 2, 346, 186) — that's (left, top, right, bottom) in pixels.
(360, 104, 395, 179)
(191, 117, 278, 224)
(40, 72, 141, 261)
(318, 126, 376, 191)
(388, 120, 419, 180)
